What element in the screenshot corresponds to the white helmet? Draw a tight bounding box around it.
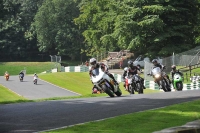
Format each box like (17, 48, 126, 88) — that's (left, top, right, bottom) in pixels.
(124, 67, 128, 71)
(89, 58, 97, 65)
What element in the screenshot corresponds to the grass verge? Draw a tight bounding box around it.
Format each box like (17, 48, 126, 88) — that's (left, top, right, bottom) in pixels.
(43, 99, 200, 133)
(0, 84, 28, 104)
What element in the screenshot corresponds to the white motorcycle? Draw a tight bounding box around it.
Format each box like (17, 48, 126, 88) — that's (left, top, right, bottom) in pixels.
(33, 76, 38, 85)
(91, 68, 122, 97)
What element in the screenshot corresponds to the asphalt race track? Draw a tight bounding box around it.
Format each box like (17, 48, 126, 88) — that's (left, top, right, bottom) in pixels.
(0, 76, 80, 100)
(1, 89, 200, 133)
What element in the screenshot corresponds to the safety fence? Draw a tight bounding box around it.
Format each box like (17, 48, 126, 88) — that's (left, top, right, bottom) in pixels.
(144, 80, 200, 91)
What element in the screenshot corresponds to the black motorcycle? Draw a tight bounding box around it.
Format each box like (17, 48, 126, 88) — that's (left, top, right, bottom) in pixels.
(19, 74, 23, 82)
(125, 74, 143, 94)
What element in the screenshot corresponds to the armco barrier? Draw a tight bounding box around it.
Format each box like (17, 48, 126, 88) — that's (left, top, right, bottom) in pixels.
(145, 80, 200, 91)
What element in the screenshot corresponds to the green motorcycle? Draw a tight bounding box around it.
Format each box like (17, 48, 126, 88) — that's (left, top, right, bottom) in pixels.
(173, 72, 183, 91)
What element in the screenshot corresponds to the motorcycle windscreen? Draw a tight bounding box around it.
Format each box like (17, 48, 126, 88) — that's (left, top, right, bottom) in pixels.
(174, 73, 181, 79)
(151, 67, 161, 76)
(92, 68, 100, 76)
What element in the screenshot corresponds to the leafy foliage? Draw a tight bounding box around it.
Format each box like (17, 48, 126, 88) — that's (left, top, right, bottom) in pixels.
(33, 0, 83, 60)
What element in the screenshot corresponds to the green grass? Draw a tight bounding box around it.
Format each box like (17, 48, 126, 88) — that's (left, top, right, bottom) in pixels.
(0, 84, 28, 104)
(44, 99, 200, 133)
(38, 72, 160, 96)
(0, 62, 57, 75)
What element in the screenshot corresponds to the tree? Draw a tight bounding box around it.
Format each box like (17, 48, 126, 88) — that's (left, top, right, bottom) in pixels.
(0, 0, 44, 61)
(76, 0, 200, 58)
(33, 0, 83, 60)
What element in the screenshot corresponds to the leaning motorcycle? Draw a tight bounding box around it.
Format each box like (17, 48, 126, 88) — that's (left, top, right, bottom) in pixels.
(125, 74, 143, 94)
(5, 74, 9, 81)
(150, 67, 171, 92)
(91, 68, 122, 97)
(19, 74, 23, 82)
(173, 72, 183, 91)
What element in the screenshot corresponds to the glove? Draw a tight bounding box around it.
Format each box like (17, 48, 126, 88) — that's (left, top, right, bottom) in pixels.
(163, 66, 166, 69)
(147, 73, 151, 76)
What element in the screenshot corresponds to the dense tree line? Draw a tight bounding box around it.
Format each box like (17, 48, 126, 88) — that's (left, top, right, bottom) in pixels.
(0, 0, 200, 61)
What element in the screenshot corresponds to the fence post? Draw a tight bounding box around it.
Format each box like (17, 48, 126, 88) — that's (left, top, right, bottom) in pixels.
(189, 65, 192, 77)
(186, 73, 188, 82)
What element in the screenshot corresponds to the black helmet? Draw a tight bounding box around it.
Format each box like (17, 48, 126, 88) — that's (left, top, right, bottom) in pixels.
(128, 60, 134, 67)
(171, 65, 176, 70)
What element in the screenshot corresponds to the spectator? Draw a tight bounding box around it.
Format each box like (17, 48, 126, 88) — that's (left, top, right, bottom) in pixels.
(85, 61, 89, 66)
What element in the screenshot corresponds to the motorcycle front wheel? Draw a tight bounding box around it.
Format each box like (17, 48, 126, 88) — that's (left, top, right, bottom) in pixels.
(129, 85, 134, 94)
(114, 86, 122, 96)
(102, 84, 115, 97)
(159, 80, 168, 92)
(176, 82, 183, 91)
(137, 83, 143, 94)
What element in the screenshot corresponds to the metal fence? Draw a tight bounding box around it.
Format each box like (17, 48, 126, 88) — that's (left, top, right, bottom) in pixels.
(144, 45, 200, 80)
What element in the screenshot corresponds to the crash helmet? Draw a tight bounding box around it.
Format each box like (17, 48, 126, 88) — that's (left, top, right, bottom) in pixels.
(127, 60, 134, 67)
(89, 58, 97, 66)
(34, 73, 37, 75)
(152, 59, 158, 65)
(124, 67, 128, 71)
(171, 65, 176, 70)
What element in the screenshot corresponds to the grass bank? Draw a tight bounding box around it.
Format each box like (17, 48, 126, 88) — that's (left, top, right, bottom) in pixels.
(0, 62, 56, 75)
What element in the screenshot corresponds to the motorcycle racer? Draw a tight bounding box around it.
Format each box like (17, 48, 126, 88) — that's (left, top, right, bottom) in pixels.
(122, 60, 146, 89)
(33, 73, 38, 80)
(89, 58, 118, 93)
(171, 65, 183, 88)
(151, 59, 171, 85)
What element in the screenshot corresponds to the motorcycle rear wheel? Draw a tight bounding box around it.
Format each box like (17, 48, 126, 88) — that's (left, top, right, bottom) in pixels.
(102, 84, 114, 97)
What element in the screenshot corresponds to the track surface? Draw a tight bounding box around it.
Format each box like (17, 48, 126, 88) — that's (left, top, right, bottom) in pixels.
(0, 90, 200, 133)
(0, 76, 79, 100)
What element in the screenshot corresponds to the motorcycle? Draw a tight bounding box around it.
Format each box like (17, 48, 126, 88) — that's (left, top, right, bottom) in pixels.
(173, 72, 183, 91)
(91, 68, 122, 97)
(125, 74, 143, 94)
(19, 74, 23, 82)
(149, 67, 171, 92)
(5, 73, 9, 81)
(33, 78, 37, 85)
